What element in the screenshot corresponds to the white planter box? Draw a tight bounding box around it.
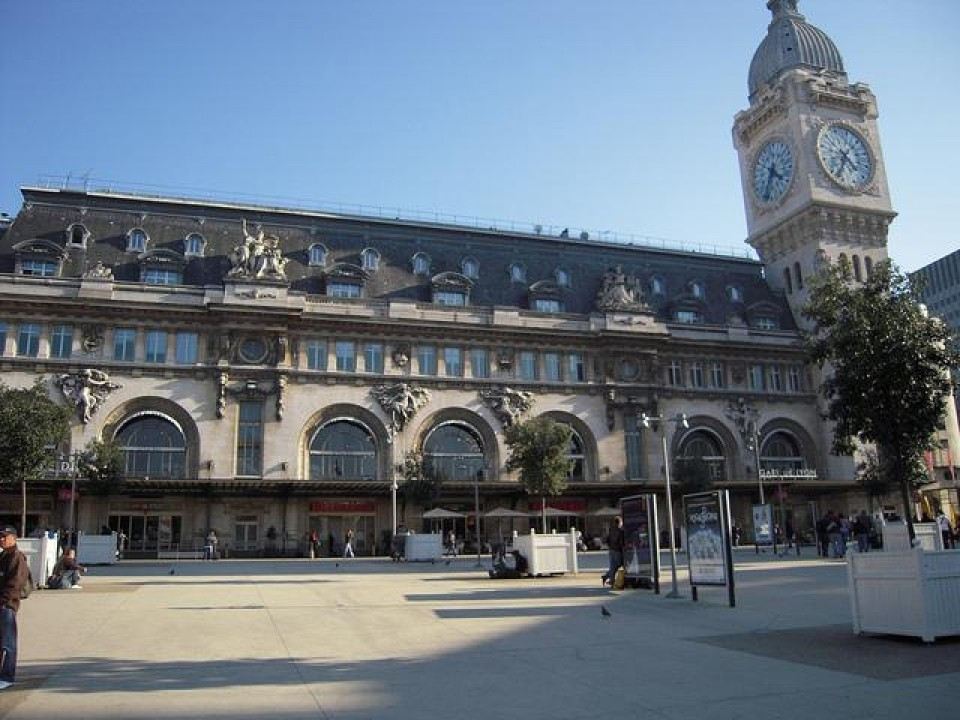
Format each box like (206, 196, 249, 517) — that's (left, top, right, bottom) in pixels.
(76, 532, 118, 565)
(404, 533, 442, 562)
(511, 529, 579, 576)
(19, 534, 60, 587)
(847, 548, 960, 642)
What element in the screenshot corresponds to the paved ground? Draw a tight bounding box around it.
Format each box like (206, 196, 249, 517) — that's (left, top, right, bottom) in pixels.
(1, 549, 957, 720)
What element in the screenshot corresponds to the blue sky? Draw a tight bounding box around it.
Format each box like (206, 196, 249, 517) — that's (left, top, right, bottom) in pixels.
(1, 1, 956, 271)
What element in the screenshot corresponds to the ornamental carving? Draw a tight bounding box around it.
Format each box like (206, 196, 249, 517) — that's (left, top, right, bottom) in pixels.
(371, 383, 431, 438)
(55, 368, 122, 424)
(391, 343, 411, 368)
(80, 324, 104, 354)
(596, 266, 648, 312)
(83, 262, 114, 280)
(227, 219, 288, 281)
(480, 386, 534, 428)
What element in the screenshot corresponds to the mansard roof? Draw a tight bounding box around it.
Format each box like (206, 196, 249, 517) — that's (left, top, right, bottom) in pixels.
(1, 187, 794, 330)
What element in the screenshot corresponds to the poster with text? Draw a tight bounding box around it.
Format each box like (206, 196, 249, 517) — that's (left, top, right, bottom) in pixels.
(684, 492, 728, 586)
(752, 504, 774, 546)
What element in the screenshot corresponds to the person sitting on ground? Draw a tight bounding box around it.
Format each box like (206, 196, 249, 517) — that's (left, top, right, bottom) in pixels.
(47, 548, 85, 589)
(488, 548, 528, 579)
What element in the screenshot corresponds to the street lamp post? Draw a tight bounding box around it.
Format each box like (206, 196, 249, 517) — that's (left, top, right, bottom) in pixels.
(641, 411, 689, 599)
(474, 468, 483, 568)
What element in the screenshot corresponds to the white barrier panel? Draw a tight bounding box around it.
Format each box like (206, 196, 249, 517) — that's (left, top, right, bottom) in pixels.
(510, 529, 579, 576)
(848, 548, 960, 643)
(76, 532, 118, 565)
(19, 534, 59, 587)
(404, 533, 442, 562)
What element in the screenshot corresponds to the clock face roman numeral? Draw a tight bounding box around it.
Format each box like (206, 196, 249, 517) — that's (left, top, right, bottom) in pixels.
(753, 140, 794, 203)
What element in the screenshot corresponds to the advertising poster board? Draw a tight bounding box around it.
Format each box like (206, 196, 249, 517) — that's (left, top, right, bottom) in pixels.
(684, 490, 736, 607)
(620, 494, 659, 591)
(752, 503, 775, 547)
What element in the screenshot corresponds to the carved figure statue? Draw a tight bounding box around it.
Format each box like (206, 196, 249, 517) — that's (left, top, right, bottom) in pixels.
(80, 324, 104, 353)
(372, 383, 431, 436)
(228, 219, 287, 280)
(596, 265, 647, 312)
(55, 368, 121, 424)
(391, 344, 411, 368)
(83, 262, 114, 280)
(480, 386, 534, 428)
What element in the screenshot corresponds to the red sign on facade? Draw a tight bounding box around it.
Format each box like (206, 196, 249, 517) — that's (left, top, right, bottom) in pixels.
(57, 488, 75, 501)
(310, 501, 377, 514)
(546, 499, 585, 512)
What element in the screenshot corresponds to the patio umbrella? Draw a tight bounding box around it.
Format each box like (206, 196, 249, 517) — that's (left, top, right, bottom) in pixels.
(484, 507, 530, 542)
(592, 507, 621, 517)
(421, 507, 466, 534)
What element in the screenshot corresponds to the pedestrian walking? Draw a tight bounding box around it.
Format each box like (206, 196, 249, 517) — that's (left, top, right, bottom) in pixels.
(343, 528, 355, 558)
(601, 516, 624, 587)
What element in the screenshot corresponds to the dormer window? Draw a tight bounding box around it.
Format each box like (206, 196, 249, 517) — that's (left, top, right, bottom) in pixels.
(754, 315, 779, 330)
(746, 302, 782, 331)
(412, 252, 431, 276)
(555, 267, 571, 288)
(509, 262, 527, 283)
(184, 233, 205, 257)
(675, 310, 702, 324)
(66, 223, 90, 248)
(431, 272, 473, 306)
(127, 228, 148, 253)
(650, 276, 666, 296)
(308, 243, 328, 267)
(727, 285, 744, 303)
(529, 279, 563, 313)
(139, 249, 185, 285)
(325, 263, 368, 298)
(689, 280, 706, 299)
(461, 257, 479, 280)
(21, 259, 58, 277)
(362, 247, 380, 272)
(13, 239, 66, 278)
(533, 299, 562, 312)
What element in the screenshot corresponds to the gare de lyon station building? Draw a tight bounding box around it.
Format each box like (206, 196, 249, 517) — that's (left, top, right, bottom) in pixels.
(1, 1, 956, 557)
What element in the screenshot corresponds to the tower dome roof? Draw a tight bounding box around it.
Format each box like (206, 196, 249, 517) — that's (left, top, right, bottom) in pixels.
(748, 0, 845, 100)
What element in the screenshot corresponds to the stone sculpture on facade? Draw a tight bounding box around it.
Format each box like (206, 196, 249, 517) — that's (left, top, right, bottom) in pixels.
(596, 265, 648, 312)
(228, 219, 288, 280)
(391, 343, 411, 368)
(55, 368, 122, 424)
(83, 262, 114, 280)
(80, 324, 105, 354)
(725, 397, 760, 449)
(480, 386, 534, 428)
(371, 382, 431, 438)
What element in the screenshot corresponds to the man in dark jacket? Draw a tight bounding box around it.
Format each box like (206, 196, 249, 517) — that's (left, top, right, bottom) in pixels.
(0, 525, 29, 690)
(602, 516, 625, 587)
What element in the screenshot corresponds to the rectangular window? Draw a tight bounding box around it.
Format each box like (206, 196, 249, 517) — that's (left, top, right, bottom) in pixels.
(710, 361, 725, 388)
(749, 364, 765, 391)
(21, 260, 57, 277)
(17, 323, 40, 357)
(544, 352, 561, 381)
(768, 365, 783, 392)
(434, 291, 466, 306)
(236, 402, 264, 477)
(567, 353, 586, 382)
(143, 268, 182, 285)
(0, 322, 6, 356)
(328, 283, 361, 299)
(533, 298, 561, 312)
(50, 324, 73, 359)
(175, 332, 198, 364)
(689, 362, 705, 388)
(306, 339, 327, 370)
(364, 342, 384, 374)
(145, 330, 167, 363)
(788, 365, 803, 393)
(470, 348, 490, 379)
(335, 341, 356, 372)
(113, 328, 136, 362)
(416, 345, 437, 376)
(667, 360, 683, 386)
(443, 347, 463, 377)
(624, 414, 644, 480)
(676, 310, 701, 324)
(518, 351, 538, 380)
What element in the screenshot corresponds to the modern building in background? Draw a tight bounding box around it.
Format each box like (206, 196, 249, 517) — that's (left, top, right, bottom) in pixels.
(0, 0, 955, 556)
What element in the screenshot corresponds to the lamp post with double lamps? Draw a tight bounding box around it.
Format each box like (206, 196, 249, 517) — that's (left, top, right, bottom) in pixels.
(641, 411, 689, 599)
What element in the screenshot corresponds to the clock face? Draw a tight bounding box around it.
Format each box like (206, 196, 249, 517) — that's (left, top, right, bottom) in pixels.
(817, 124, 873, 190)
(752, 140, 794, 204)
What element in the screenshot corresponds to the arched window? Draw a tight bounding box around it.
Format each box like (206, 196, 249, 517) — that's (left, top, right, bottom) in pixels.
(864, 255, 873, 277)
(423, 423, 485, 482)
(67, 223, 90, 248)
(852, 255, 863, 282)
(555, 267, 571, 288)
(760, 431, 804, 473)
(115, 413, 186, 478)
(412, 252, 431, 276)
(127, 228, 148, 253)
(783, 267, 793, 294)
(461, 257, 479, 279)
(677, 430, 726, 482)
(362, 248, 380, 272)
(650, 276, 666, 296)
(309, 243, 328, 267)
(508, 262, 527, 283)
(565, 427, 585, 481)
(309, 420, 377, 480)
(793, 262, 803, 290)
(184, 233, 205, 257)
(689, 280, 706, 299)
(727, 285, 743, 303)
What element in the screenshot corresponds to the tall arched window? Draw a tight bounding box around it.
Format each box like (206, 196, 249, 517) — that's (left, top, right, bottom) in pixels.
(677, 430, 726, 481)
(760, 431, 804, 473)
(793, 262, 803, 290)
(115, 413, 186, 478)
(783, 267, 793, 294)
(852, 255, 863, 282)
(565, 427, 585, 481)
(309, 420, 377, 480)
(423, 423, 484, 482)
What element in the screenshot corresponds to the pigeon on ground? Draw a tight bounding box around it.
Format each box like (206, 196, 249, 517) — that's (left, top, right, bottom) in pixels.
(168, 568, 175, 575)
(445, 560, 451, 566)
(335, 562, 339, 568)
(601, 606, 612, 618)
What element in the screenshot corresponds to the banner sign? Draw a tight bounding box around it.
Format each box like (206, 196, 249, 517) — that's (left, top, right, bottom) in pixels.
(684, 492, 728, 586)
(752, 504, 774, 546)
(310, 501, 376, 514)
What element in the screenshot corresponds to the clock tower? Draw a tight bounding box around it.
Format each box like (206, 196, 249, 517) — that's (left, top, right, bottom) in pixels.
(733, 0, 896, 323)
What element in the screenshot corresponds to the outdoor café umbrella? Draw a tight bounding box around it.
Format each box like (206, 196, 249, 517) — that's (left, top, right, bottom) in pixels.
(421, 507, 465, 534)
(484, 507, 529, 541)
(591, 507, 621, 517)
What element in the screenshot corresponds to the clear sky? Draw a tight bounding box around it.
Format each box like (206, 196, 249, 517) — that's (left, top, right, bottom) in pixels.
(1, 1, 956, 271)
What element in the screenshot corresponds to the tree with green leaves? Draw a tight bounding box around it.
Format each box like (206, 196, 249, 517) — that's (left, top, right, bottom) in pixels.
(803, 259, 959, 538)
(0, 380, 72, 534)
(504, 416, 573, 532)
(399, 450, 439, 514)
(78, 437, 126, 495)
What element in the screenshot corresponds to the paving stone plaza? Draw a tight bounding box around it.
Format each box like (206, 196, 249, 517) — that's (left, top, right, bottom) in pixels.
(1, 552, 956, 720)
